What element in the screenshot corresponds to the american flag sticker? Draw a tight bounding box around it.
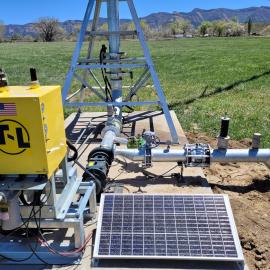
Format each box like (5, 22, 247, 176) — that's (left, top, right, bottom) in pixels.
(0, 103, 17, 116)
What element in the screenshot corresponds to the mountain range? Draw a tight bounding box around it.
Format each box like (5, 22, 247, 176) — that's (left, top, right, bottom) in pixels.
(4, 6, 270, 38)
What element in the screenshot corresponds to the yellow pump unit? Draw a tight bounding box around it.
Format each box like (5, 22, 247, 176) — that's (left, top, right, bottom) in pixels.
(0, 84, 66, 178)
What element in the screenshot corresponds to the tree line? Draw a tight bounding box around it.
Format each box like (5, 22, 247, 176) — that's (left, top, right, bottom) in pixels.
(0, 16, 256, 42)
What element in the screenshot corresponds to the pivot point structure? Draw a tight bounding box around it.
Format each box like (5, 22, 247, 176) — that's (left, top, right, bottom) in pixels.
(1, 0, 270, 268)
(62, 0, 179, 144)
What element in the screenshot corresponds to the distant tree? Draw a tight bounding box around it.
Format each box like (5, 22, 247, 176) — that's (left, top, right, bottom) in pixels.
(199, 21, 212, 36)
(247, 17, 253, 36)
(35, 17, 63, 42)
(120, 22, 130, 31)
(168, 19, 191, 37)
(99, 23, 108, 31)
(0, 21, 5, 42)
(179, 20, 191, 36)
(212, 21, 225, 37)
(197, 19, 245, 38)
(226, 21, 245, 36)
(11, 33, 23, 42)
(125, 20, 152, 38)
(68, 23, 82, 41)
(120, 22, 132, 39)
(23, 35, 34, 42)
(168, 21, 178, 37)
(140, 20, 151, 38)
(199, 23, 207, 36)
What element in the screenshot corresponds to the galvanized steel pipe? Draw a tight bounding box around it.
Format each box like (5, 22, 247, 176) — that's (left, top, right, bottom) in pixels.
(100, 130, 116, 150)
(107, 0, 122, 119)
(115, 148, 270, 168)
(115, 149, 186, 162)
(211, 149, 270, 168)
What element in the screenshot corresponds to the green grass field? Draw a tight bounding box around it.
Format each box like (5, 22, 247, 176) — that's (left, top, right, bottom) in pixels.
(1, 37, 270, 146)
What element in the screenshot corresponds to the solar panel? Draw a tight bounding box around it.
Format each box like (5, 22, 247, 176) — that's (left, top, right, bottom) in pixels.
(94, 194, 244, 262)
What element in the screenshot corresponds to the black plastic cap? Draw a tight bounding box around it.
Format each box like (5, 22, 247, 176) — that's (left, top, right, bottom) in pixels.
(219, 117, 230, 138)
(0, 68, 8, 87)
(30, 68, 38, 82)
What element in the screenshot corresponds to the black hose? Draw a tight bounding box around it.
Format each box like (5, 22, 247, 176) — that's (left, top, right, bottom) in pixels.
(20, 190, 42, 206)
(19, 191, 31, 206)
(66, 140, 78, 162)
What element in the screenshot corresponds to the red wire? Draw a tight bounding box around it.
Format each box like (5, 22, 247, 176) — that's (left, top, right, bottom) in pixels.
(37, 233, 93, 257)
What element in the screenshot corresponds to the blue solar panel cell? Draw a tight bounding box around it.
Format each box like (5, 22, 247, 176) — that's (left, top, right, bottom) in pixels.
(94, 194, 243, 262)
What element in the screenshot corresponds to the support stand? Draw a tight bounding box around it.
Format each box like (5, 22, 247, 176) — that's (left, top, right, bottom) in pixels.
(0, 160, 96, 265)
(62, 0, 179, 144)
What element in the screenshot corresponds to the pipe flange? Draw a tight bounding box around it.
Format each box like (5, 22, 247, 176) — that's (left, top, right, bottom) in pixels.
(101, 118, 122, 138)
(88, 147, 114, 165)
(101, 125, 120, 138)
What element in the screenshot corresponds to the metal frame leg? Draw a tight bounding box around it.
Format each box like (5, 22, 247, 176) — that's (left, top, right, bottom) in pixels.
(74, 218, 85, 248)
(62, 0, 96, 103)
(127, 0, 179, 144)
(80, 0, 103, 105)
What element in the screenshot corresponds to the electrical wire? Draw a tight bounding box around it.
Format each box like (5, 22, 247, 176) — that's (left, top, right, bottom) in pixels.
(0, 171, 95, 262)
(99, 44, 113, 102)
(32, 201, 93, 257)
(36, 233, 93, 257)
(0, 206, 36, 262)
(104, 182, 130, 193)
(0, 180, 52, 242)
(75, 122, 105, 162)
(0, 181, 52, 263)
(12, 182, 92, 262)
(23, 206, 50, 265)
(26, 181, 94, 258)
(99, 45, 134, 112)
(67, 139, 78, 162)
(159, 164, 179, 177)
(0, 203, 49, 263)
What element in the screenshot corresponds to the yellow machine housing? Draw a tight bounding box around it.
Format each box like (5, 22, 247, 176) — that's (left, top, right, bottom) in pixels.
(0, 85, 67, 178)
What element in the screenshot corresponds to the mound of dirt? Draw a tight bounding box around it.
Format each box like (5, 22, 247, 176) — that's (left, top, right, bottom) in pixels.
(187, 132, 270, 270)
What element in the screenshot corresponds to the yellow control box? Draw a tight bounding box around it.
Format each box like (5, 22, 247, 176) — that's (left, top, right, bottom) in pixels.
(0, 85, 67, 178)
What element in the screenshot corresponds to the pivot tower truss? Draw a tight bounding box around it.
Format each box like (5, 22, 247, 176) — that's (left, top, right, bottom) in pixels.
(62, 0, 179, 143)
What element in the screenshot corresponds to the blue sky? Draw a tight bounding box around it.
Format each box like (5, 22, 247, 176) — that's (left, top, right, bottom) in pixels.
(1, 0, 270, 24)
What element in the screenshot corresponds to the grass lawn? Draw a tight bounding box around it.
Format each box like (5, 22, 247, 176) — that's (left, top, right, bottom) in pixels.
(1, 37, 270, 146)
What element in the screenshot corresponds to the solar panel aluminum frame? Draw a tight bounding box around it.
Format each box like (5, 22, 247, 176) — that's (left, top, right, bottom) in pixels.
(93, 194, 244, 262)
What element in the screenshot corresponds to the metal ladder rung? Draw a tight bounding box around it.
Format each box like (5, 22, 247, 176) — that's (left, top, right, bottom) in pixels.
(76, 63, 147, 70)
(87, 30, 137, 36)
(78, 57, 146, 64)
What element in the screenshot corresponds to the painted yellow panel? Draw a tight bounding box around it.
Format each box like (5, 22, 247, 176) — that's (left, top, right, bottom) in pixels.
(0, 85, 66, 177)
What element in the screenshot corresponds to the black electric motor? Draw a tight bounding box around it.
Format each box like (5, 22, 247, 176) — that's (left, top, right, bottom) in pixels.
(83, 147, 114, 195)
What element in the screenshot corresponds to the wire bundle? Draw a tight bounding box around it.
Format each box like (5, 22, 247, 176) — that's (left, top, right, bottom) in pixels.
(0, 181, 92, 264)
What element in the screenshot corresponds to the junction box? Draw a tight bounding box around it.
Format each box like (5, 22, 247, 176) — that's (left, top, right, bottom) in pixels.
(0, 85, 66, 177)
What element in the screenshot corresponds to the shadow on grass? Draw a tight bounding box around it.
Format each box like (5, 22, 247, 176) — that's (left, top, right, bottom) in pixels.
(210, 176, 270, 194)
(169, 70, 270, 109)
